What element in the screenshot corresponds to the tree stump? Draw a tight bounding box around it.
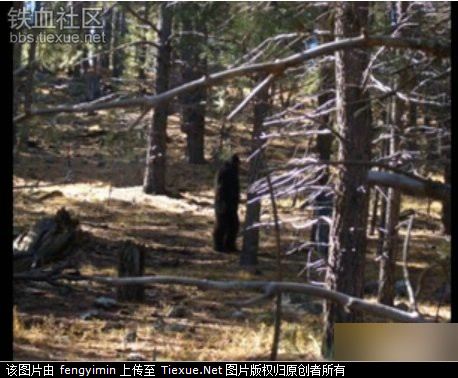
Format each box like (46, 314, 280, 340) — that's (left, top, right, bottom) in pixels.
(13, 207, 79, 272)
(117, 241, 145, 302)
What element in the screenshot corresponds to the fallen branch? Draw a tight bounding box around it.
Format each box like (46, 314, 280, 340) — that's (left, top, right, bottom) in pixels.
(366, 171, 449, 202)
(14, 273, 428, 323)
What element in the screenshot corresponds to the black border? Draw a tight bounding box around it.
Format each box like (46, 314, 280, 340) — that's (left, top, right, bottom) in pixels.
(451, 2, 457, 323)
(1, 1, 14, 361)
(1, 0, 456, 363)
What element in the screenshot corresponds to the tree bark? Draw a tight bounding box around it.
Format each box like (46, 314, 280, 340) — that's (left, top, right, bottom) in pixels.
(322, 2, 372, 358)
(143, 3, 173, 195)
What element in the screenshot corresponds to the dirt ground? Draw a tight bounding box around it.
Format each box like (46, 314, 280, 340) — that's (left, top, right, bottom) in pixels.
(13, 76, 450, 361)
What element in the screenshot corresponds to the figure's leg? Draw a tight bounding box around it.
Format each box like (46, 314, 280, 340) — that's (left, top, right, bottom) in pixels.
(213, 213, 227, 252)
(224, 212, 239, 252)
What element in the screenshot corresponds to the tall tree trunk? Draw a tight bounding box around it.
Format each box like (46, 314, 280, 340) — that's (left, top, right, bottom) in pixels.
(375, 106, 391, 257)
(137, 3, 150, 80)
(20, 2, 39, 147)
(13, 42, 21, 147)
(240, 78, 270, 269)
(322, 2, 372, 358)
(179, 5, 207, 164)
(24, 37, 37, 114)
(100, 6, 113, 71)
(71, 2, 84, 78)
(406, 101, 417, 154)
(143, 3, 173, 195)
(377, 1, 407, 306)
(377, 95, 402, 306)
(112, 8, 127, 77)
(311, 37, 334, 258)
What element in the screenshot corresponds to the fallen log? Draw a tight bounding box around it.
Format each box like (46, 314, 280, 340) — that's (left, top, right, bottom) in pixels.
(13, 207, 79, 272)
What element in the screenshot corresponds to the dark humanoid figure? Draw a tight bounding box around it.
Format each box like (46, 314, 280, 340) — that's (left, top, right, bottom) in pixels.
(213, 154, 240, 252)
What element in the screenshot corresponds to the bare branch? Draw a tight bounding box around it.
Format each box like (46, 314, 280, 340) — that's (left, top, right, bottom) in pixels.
(226, 74, 276, 121)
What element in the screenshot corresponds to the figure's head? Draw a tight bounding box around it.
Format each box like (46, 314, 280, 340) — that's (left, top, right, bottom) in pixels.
(230, 153, 240, 166)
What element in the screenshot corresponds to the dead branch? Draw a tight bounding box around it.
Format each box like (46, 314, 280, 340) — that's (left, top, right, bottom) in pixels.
(226, 74, 276, 121)
(366, 171, 449, 202)
(14, 273, 428, 323)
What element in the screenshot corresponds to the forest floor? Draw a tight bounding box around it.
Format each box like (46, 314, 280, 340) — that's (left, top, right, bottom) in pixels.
(13, 75, 450, 360)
